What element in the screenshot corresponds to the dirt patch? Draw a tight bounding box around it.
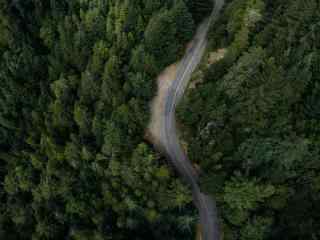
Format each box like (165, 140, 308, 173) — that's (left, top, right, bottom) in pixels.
(189, 71, 205, 89)
(146, 64, 178, 146)
(196, 224, 202, 240)
(207, 48, 227, 66)
(189, 48, 227, 90)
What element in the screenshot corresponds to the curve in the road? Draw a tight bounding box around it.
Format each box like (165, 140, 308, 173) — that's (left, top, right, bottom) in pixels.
(160, 1, 224, 239)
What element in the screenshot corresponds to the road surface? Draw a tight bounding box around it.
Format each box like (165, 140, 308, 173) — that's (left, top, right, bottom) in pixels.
(160, 1, 224, 239)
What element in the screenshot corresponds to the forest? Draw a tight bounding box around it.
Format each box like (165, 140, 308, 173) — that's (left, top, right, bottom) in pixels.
(0, 0, 212, 239)
(178, 0, 320, 239)
(1, 0, 319, 239)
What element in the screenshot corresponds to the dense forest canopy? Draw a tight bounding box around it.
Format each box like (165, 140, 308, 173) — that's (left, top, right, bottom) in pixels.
(0, 0, 209, 239)
(178, 0, 320, 239)
(1, 0, 320, 239)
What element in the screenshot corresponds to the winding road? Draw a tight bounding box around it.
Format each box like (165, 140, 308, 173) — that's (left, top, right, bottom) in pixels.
(160, 1, 224, 239)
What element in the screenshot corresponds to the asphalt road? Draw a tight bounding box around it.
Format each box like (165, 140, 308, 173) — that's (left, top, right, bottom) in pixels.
(160, 1, 224, 239)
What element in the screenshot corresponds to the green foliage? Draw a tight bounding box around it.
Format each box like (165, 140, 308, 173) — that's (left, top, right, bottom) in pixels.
(178, 0, 320, 238)
(145, 9, 179, 67)
(0, 0, 200, 239)
(239, 217, 272, 240)
(173, 0, 195, 43)
(186, 0, 214, 23)
(145, 0, 195, 68)
(223, 178, 275, 226)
